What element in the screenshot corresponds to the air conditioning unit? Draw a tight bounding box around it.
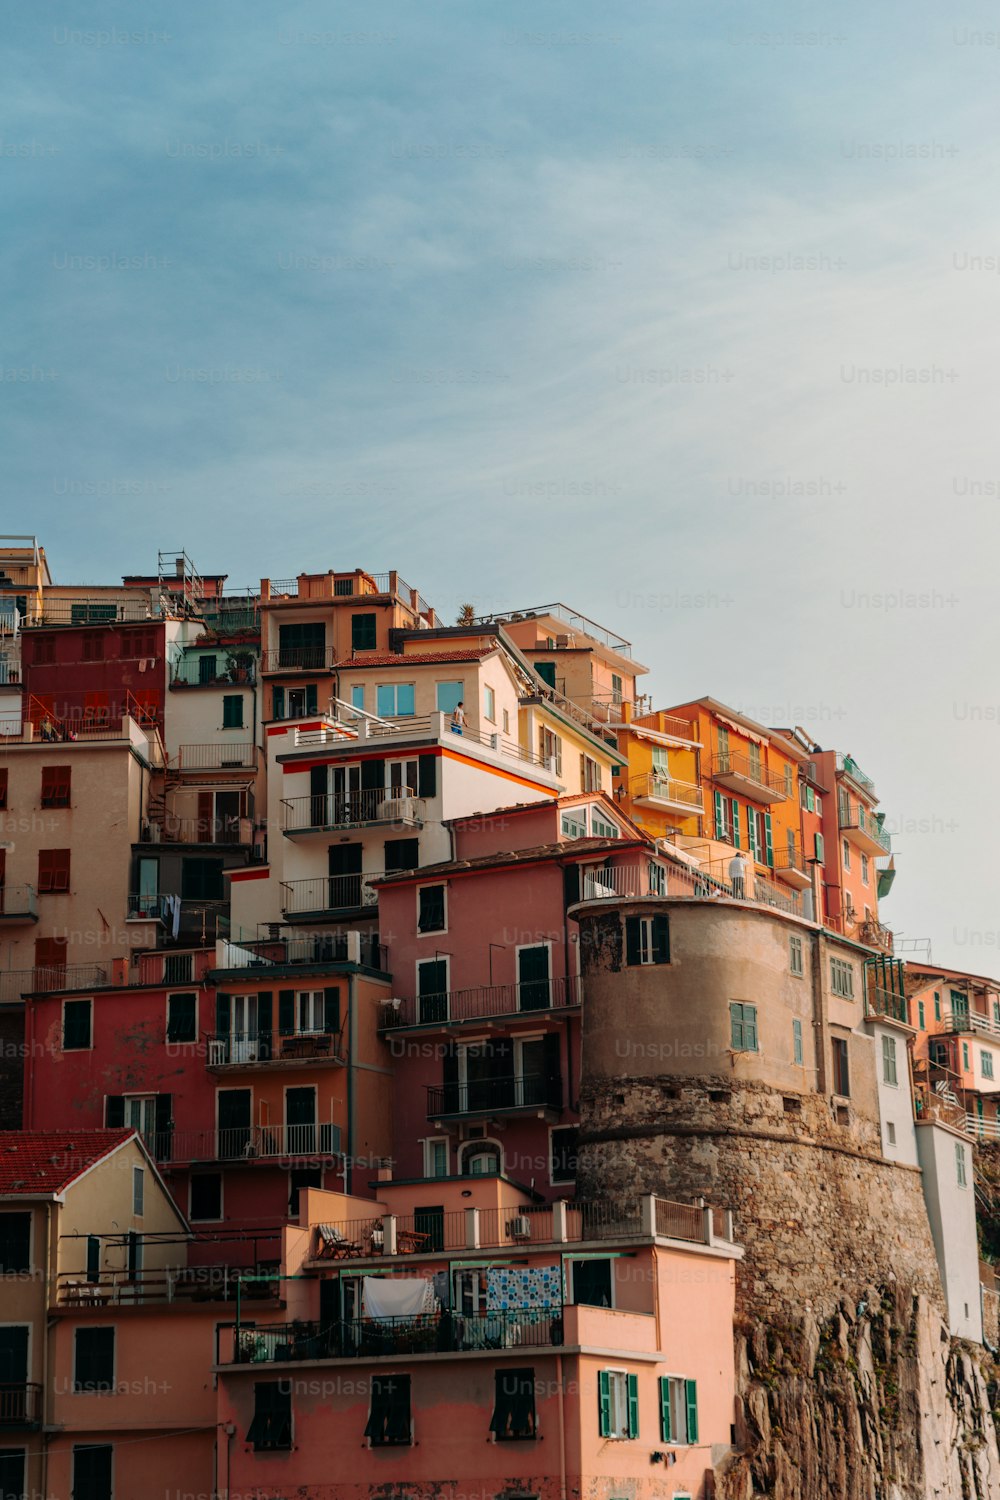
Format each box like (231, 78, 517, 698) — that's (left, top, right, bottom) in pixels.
(377, 796, 415, 822)
(555, 634, 570, 647)
(507, 1215, 532, 1241)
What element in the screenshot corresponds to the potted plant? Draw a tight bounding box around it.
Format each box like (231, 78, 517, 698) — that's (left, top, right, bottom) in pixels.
(226, 649, 255, 684)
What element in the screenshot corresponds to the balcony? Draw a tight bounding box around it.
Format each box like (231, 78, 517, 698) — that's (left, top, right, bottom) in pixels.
(205, 1030, 345, 1069)
(228, 1308, 565, 1366)
(176, 742, 256, 771)
(55, 1264, 276, 1308)
(281, 789, 421, 835)
(837, 753, 877, 799)
(629, 771, 703, 816)
(575, 856, 807, 919)
(864, 986, 911, 1027)
(23, 597, 160, 627)
(939, 1005, 1000, 1040)
(142, 814, 254, 847)
(771, 846, 812, 891)
(427, 1073, 563, 1122)
(710, 752, 788, 803)
(840, 803, 891, 856)
(0, 963, 108, 1002)
(0, 1383, 42, 1429)
(127, 892, 171, 924)
(281, 873, 381, 918)
(150, 1121, 343, 1164)
(261, 645, 337, 674)
(212, 932, 387, 976)
(0, 885, 38, 923)
(379, 974, 582, 1031)
(170, 656, 257, 688)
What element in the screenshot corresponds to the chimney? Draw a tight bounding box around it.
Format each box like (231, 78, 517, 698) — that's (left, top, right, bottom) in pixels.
(376, 1162, 393, 1182)
(175, 557, 185, 579)
(259, 578, 271, 601)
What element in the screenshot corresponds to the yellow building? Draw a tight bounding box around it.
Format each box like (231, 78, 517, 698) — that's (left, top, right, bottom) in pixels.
(613, 707, 704, 840)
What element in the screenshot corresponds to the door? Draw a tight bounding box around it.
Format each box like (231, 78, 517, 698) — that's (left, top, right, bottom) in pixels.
(0, 1326, 28, 1420)
(137, 857, 159, 915)
(215, 791, 241, 845)
(465, 1040, 514, 1113)
(952, 994, 970, 1030)
(332, 764, 362, 823)
(217, 1089, 252, 1158)
(125, 1095, 157, 1149)
(286, 1087, 317, 1155)
(413, 1205, 445, 1252)
(517, 945, 551, 1012)
(418, 960, 449, 1025)
(328, 844, 363, 910)
(230, 993, 258, 1063)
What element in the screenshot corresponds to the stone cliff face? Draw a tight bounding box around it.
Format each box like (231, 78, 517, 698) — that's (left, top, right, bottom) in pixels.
(578, 1076, 1000, 1499)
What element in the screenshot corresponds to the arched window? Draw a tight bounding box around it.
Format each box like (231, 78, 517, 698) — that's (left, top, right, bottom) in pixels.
(459, 1140, 502, 1177)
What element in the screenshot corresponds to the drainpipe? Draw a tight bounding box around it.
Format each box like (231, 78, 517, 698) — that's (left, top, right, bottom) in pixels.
(41, 1199, 52, 1500)
(812, 929, 828, 1093)
(347, 971, 356, 1196)
(556, 1352, 568, 1500)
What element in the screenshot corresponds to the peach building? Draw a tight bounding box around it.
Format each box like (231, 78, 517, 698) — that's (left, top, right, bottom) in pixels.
(215, 1172, 740, 1500)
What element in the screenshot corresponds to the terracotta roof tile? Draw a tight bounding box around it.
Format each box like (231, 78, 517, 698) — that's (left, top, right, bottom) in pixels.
(334, 649, 494, 668)
(0, 1130, 135, 1196)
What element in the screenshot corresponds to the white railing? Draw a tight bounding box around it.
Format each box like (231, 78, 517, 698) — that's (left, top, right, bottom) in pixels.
(966, 1113, 1000, 1141)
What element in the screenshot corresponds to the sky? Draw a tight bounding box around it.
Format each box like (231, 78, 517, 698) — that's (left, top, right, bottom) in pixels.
(3, 0, 999, 967)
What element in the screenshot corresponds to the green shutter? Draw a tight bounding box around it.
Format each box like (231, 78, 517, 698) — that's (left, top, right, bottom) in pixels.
(746, 807, 757, 860)
(305, 685, 318, 714)
(659, 1377, 672, 1442)
(651, 914, 670, 965)
(323, 988, 340, 1035)
(625, 917, 642, 967)
(685, 1379, 698, 1442)
(215, 993, 230, 1040)
(745, 1005, 758, 1051)
(626, 1373, 639, 1437)
(731, 798, 740, 849)
(598, 1370, 611, 1437)
(713, 790, 724, 839)
(278, 990, 295, 1035)
(764, 813, 773, 867)
(272, 685, 285, 719)
(730, 1004, 742, 1049)
(814, 831, 824, 862)
(418, 754, 437, 798)
(793, 1019, 803, 1066)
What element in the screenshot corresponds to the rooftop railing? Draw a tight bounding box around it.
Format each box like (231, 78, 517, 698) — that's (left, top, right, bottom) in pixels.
(837, 753, 877, 798)
(213, 931, 387, 974)
(576, 855, 807, 918)
(23, 598, 162, 627)
(0, 963, 108, 1001)
(473, 603, 633, 656)
(427, 1073, 563, 1120)
(379, 973, 582, 1031)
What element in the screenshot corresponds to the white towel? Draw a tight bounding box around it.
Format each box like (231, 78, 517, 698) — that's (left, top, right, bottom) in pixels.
(362, 1276, 434, 1320)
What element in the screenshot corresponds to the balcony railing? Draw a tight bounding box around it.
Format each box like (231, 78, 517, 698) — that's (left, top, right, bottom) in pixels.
(0, 885, 37, 920)
(965, 1113, 1000, 1141)
(427, 1074, 563, 1120)
(214, 932, 386, 973)
(837, 753, 877, 798)
(55, 1264, 275, 1307)
(839, 803, 891, 854)
(149, 1121, 343, 1164)
(281, 874, 381, 916)
(142, 815, 254, 847)
(262, 646, 337, 673)
(170, 656, 257, 688)
(864, 986, 910, 1025)
(282, 789, 421, 833)
(629, 771, 703, 811)
(771, 846, 811, 886)
(710, 752, 788, 801)
(24, 598, 160, 626)
(127, 892, 170, 923)
(176, 742, 256, 770)
(474, 602, 633, 656)
(939, 1007, 1000, 1040)
(379, 973, 582, 1030)
(0, 1383, 42, 1427)
(227, 1308, 565, 1366)
(0, 963, 108, 1002)
(580, 863, 667, 902)
(205, 1030, 345, 1066)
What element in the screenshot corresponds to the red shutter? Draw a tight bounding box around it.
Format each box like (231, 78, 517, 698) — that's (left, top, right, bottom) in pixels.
(197, 792, 214, 842)
(38, 849, 70, 893)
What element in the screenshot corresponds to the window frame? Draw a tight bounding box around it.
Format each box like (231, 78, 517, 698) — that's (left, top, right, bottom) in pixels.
(792, 1018, 803, 1067)
(956, 1142, 968, 1187)
(881, 1034, 898, 1087)
(247, 1379, 293, 1451)
(376, 682, 416, 719)
(73, 1325, 116, 1394)
(350, 613, 377, 652)
(189, 1173, 223, 1223)
(416, 883, 447, 935)
(0, 1213, 32, 1275)
(729, 1002, 758, 1053)
(165, 991, 197, 1045)
(364, 1373, 412, 1447)
(598, 1368, 638, 1440)
(831, 1036, 851, 1098)
(830, 958, 855, 999)
(490, 1367, 537, 1441)
(625, 914, 670, 967)
(62, 998, 93, 1052)
(484, 684, 496, 723)
(221, 694, 244, 729)
(132, 1166, 144, 1217)
(40, 764, 72, 808)
(549, 1125, 579, 1186)
(71, 1443, 113, 1500)
(659, 1374, 698, 1445)
(982, 1050, 995, 1081)
(38, 847, 71, 894)
(789, 935, 804, 977)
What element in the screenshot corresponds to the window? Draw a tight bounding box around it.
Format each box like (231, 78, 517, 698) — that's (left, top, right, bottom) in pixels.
(730, 1003, 758, 1052)
(288, 1167, 322, 1217)
(350, 684, 365, 714)
(748, 742, 762, 781)
(247, 1380, 293, 1451)
(0, 1213, 30, 1273)
(351, 613, 377, 652)
(983, 1052, 995, 1080)
(424, 1138, 449, 1177)
(831, 1037, 850, 1097)
(792, 1019, 803, 1066)
(611, 672, 623, 705)
(597, 1370, 638, 1439)
(625, 914, 669, 966)
(491, 1368, 537, 1440)
(659, 1376, 699, 1444)
(435, 680, 463, 715)
(550, 1125, 579, 1185)
(572, 1258, 613, 1307)
(181, 858, 223, 900)
(364, 1374, 411, 1446)
(417, 884, 446, 934)
(746, 807, 773, 866)
(484, 685, 496, 722)
(561, 811, 586, 839)
(164, 953, 194, 985)
(62, 999, 92, 1051)
(41, 765, 71, 808)
(860, 853, 869, 885)
(591, 810, 619, 840)
(72, 1444, 113, 1500)
(460, 1143, 502, 1176)
(0, 770, 6, 809)
(830, 958, 855, 998)
(222, 695, 244, 729)
(0, 1450, 25, 1500)
(962, 1041, 970, 1070)
(713, 791, 739, 846)
(503, 708, 510, 734)
(887, 1122, 896, 1146)
(934, 991, 941, 1022)
(376, 682, 415, 718)
(813, 831, 824, 862)
(842, 838, 851, 872)
(74, 1327, 115, 1392)
(784, 764, 794, 798)
(651, 746, 668, 777)
(789, 935, 804, 977)
(581, 754, 601, 792)
(882, 1035, 898, 1086)
(538, 727, 562, 775)
(130, 1166, 145, 1218)
(38, 848, 70, 893)
(198, 654, 218, 683)
(278, 620, 325, 668)
(918, 1000, 926, 1029)
(81, 633, 105, 661)
(189, 1174, 222, 1222)
(956, 1142, 968, 1187)
(166, 993, 197, 1043)
(648, 861, 666, 896)
(385, 838, 420, 872)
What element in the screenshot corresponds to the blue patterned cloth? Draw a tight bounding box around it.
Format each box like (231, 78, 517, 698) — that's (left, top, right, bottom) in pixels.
(486, 1264, 561, 1313)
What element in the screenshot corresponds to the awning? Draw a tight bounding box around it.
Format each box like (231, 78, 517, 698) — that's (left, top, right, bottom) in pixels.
(717, 713, 766, 746)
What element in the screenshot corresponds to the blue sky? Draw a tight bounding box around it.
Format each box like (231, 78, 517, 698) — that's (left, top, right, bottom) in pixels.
(4, 0, 1000, 963)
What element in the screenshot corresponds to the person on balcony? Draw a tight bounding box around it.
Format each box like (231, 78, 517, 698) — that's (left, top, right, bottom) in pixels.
(451, 701, 466, 735)
(729, 850, 750, 899)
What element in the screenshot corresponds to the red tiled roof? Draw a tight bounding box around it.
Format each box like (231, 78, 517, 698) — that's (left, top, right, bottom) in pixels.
(0, 1130, 135, 1196)
(374, 835, 647, 884)
(334, 649, 494, 668)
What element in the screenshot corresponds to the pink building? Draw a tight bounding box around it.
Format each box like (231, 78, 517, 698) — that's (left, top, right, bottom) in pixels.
(215, 1172, 740, 1500)
(376, 793, 651, 1193)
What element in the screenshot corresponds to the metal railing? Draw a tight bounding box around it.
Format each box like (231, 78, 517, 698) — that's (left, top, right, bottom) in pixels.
(0, 1383, 42, 1426)
(142, 815, 254, 847)
(771, 846, 809, 881)
(127, 892, 169, 922)
(474, 602, 632, 656)
(261, 646, 337, 673)
(580, 862, 666, 902)
(864, 986, 910, 1025)
(55, 1265, 271, 1307)
(227, 1308, 565, 1365)
(570, 1199, 645, 1239)
(685, 857, 806, 917)
(427, 1074, 563, 1119)
(176, 742, 255, 770)
(631, 709, 699, 740)
(170, 656, 257, 687)
(939, 1007, 1000, 1039)
(281, 874, 381, 915)
(205, 1030, 345, 1066)
(214, 932, 387, 972)
(629, 771, 702, 808)
(24, 597, 161, 626)
(966, 1113, 1000, 1141)
(0, 963, 108, 1002)
(379, 973, 582, 1030)
(150, 1122, 343, 1163)
(282, 789, 420, 831)
(0, 884, 37, 919)
(837, 753, 877, 798)
(839, 803, 891, 853)
(710, 752, 788, 798)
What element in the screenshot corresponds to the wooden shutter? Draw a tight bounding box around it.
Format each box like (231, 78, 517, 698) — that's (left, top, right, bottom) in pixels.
(685, 1379, 698, 1442)
(814, 832, 825, 862)
(105, 1095, 125, 1128)
(278, 990, 295, 1036)
(746, 807, 757, 860)
(418, 754, 437, 797)
(215, 993, 231, 1040)
(713, 790, 724, 839)
(598, 1370, 611, 1437)
(257, 992, 273, 1059)
(155, 1093, 173, 1156)
(651, 914, 670, 965)
(563, 864, 580, 908)
(361, 759, 383, 792)
(272, 686, 285, 719)
(323, 988, 340, 1035)
(197, 792, 213, 841)
(625, 917, 641, 966)
(730, 799, 740, 849)
(764, 813, 774, 867)
(626, 1372, 639, 1437)
(305, 684, 318, 714)
(659, 1377, 672, 1441)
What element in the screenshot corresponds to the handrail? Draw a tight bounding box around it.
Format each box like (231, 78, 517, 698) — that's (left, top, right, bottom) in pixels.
(380, 974, 582, 1030)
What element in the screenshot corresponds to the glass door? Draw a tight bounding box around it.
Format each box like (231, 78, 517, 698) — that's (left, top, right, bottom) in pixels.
(230, 993, 258, 1062)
